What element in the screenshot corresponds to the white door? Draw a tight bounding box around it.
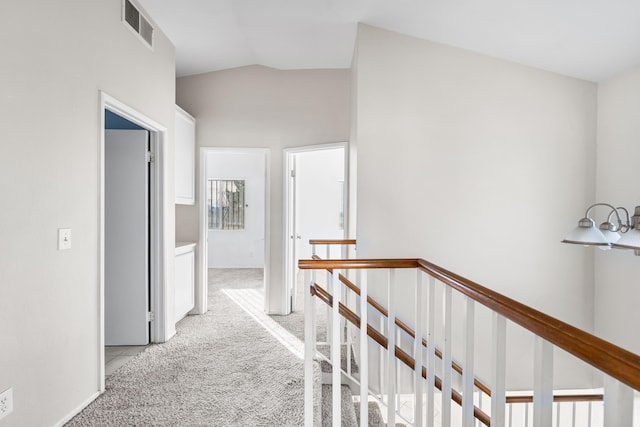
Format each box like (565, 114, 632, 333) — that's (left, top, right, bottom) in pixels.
(105, 129, 150, 345)
(295, 148, 345, 262)
(284, 145, 346, 312)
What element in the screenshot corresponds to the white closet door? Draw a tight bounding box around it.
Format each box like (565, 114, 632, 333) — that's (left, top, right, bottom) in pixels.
(105, 129, 149, 345)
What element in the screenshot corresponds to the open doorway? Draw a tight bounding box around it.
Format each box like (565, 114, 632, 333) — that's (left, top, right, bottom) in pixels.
(99, 92, 167, 391)
(284, 143, 347, 314)
(198, 148, 269, 313)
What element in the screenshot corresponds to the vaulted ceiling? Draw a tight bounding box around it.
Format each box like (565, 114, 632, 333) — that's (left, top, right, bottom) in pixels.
(138, 0, 640, 82)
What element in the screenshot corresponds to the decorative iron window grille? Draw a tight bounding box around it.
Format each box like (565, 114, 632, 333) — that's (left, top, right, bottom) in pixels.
(207, 179, 245, 230)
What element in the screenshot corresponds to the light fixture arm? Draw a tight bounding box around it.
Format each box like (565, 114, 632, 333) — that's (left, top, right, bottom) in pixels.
(613, 207, 631, 232)
(584, 203, 621, 224)
(581, 203, 623, 233)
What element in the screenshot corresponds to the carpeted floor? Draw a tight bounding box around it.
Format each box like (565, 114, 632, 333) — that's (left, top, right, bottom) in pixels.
(66, 269, 305, 426)
(270, 270, 307, 342)
(270, 270, 327, 344)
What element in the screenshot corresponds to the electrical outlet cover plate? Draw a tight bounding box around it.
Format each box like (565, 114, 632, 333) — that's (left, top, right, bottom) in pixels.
(0, 387, 13, 420)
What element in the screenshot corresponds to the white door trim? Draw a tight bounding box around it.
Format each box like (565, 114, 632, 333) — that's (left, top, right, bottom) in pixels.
(99, 91, 167, 391)
(283, 142, 348, 314)
(198, 147, 270, 313)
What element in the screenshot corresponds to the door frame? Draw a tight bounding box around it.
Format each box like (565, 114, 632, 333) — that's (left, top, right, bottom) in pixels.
(99, 92, 167, 391)
(198, 147, 270, 314)
(283, 142, 348, 314)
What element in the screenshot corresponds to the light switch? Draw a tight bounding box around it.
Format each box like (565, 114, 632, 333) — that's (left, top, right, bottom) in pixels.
(58, 228, 72, 250)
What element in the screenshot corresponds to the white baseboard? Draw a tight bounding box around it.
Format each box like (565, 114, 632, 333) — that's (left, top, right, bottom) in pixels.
(53, 391, 101, 427)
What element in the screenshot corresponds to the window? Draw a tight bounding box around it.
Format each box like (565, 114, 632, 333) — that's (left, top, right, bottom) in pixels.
(207, 179, 245, 230)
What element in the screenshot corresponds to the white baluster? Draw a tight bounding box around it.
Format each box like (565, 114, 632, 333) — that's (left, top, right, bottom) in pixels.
(304, 269, 314, 427)
(462, 297, 475, 427)
(441, 285, 453, 427)
(491, 313, 507, 425)
(387, 269, 397, 427)
(325, 244, 332, 347)
(603, 376, 633, 427)
(341, 273, 347, 363)
(379, 309, 385, 401)
(426, 277, 436, 424)
(396, 327, 401, 412)
(533, 337, 553, 427)
(359, 269, 369, 427)
(331, 269, 341, 426)
(414, 271, 424, 427)
(325, 254, 332, 345)
(571, 401, 576, 427)
(508, 403, 513, 427)
(311, 268, 317, 350)
(345, 271, 351, 376)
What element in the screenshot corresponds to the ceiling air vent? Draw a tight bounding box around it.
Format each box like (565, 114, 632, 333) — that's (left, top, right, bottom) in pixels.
(123, 0, 153, 48)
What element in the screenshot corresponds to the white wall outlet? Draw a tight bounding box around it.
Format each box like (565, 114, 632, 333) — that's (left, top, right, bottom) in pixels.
(0, 388, 13, 420)
(58, 228, 72, 250)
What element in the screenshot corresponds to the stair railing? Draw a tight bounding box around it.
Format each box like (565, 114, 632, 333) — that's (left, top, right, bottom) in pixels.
(301, 256, 640, 427)
(310, 243, 606, 426)
(307, 241, 489, 426)
(505, 392, 604, 426)
(309, 240, 356, 373)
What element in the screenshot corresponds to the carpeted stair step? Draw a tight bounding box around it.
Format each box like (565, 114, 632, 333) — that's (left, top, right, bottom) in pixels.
(354, 401, 385, 427)
(321, 384, 359, 427)
(354, 401, 407, 427)
(316, 343, 359, 375)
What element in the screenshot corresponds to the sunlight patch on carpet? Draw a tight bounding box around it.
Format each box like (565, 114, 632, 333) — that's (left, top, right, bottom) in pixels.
(222, 288, 304, 360)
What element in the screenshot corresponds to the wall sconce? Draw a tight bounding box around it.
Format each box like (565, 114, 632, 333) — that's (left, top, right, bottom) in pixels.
(562, 203, 640, 255)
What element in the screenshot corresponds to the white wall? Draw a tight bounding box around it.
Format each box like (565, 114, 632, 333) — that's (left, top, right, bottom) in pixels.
(207, 150, 266, 268)
(353, 25, 598, 389)
(594, 64, 640, 355)
(0, 1, 176, 426)
(176, 66, 350, 314)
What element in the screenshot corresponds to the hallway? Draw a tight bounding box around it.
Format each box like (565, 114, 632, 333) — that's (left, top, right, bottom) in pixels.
(66, 269, 305, 426)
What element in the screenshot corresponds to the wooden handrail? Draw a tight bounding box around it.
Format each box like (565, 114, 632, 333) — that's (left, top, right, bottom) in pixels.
(299, 257, 640, 393)
(309, 239, 357, 246)
(311, 282, 491, 426)
(505, 393, 603, 404)
(300, 258, 419, 270)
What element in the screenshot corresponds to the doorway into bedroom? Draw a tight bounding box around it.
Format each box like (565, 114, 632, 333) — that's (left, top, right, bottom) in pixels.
(201, 148, 268, 312)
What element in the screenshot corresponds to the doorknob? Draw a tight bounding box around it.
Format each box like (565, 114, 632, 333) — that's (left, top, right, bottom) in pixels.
(296, 234, 302, 239)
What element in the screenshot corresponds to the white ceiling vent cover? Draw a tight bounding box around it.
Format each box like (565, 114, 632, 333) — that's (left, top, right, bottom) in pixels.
(123, 0, 153, 48)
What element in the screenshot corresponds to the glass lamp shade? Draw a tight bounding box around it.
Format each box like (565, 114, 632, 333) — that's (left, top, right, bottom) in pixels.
(599, 226, 621, 245)
(612, 228, 640, 250)
(562, 219, 611, 247)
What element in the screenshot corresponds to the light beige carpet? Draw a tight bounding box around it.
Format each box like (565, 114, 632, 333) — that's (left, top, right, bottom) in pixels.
(66, 268, 304, 426)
